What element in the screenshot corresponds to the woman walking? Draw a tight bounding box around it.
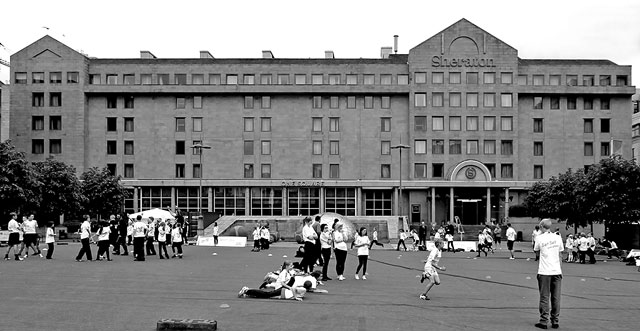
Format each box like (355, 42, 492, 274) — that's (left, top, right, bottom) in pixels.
(333, 223, 348, 281)
(419, 239, 446, 300)
(353, 227, 371, 280)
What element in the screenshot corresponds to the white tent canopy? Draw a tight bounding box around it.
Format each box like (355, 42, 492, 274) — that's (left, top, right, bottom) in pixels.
(128, 208, 176, 221)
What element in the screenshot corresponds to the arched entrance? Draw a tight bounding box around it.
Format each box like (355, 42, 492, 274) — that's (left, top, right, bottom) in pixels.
(447, 160, 492, 225)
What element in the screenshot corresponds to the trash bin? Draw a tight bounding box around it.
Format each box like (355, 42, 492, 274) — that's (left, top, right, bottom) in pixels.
(516, 231, 523, 242)
(58, 229, 68, 240)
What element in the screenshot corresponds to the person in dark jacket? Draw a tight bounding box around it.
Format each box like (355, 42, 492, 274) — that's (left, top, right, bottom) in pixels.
(418, 221, 428, 247)
(116, 214, 129, 255)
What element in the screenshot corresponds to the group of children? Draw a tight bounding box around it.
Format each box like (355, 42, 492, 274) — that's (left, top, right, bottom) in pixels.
(251, 223, 271, 252)
(3, 213, 55, 261)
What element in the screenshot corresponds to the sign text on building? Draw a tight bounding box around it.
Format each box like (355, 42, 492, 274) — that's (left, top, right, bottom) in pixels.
(432, 56, 495, 68)
(281, 180, 325, 187)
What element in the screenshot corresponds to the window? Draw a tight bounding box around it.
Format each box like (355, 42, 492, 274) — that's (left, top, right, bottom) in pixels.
(106, 74, 118, 85)
(414, 140, 427, 154)
(381, 96, 390, 109)
(192, 74, 204, 85)
(582, 75, 594, 86)
(312, 141, 322, 155)
(49, 92, 62, 107)
(261, 164, 271, 179)
(567, 97, 577, 110)
(49, 120, 63, 136)
(550, 97, 559, 110)
(467, 140, 479, 154)
(517, 75, 527, 85)
(192, 118, 202, 132)
(415, 116, 427, 131)
(549, 75, 561, 86)
(466, 93, 478, 107)
(432, 93, 444, 107)
(107, 96, 117, 109)
(449, 140, 461, 154)
(501, 140, 513, 155)
(483, 72, 495, 84)
(155, 74, 168, 85)
(123, 74, 135, 85)
(32, 116, 44, 130)
(261, 96, 271, 109)
(32, 72, 44, 84)
(501, 93, 513, 107)
(483, 116, 496, 131)
(483, 93, 495, 107)
(243, 74, 255, 85)
(175, 118, 185, 132)
(312, 164, 322, 178)
(584, 119, 593, 133)
(261, 117, 271, 132)
(432, 72, 444, 84)
(330, 96, 339, 109)
(15, 72, 27, 84)
(501, 72, 512, 84)
(432, 116, 444, 131)
(364, 96, 373, 109)
(364, 191, 392, 216)
(415, 72, 427, 84)
(124, 164, 134, 178)
(261, 141, 271, 155)
(450, 93, 461, 107)
(124, 96, 134, 109)
(124, 118, 134, 132)
(175, 141, 185, 155)
(312, 117, 322, 132)
(330, 141, 339, 155)
(414, 163, 427, 178)
(381, 164, 391, 178)
(432, 140, 444, 154)
(260, 74, 272, 85)
(501, 117, 513, 131)
(32, 93, 44, 107)
(346, 74, 357, 85)
(192, 140, 202, 155)
(616, 75, 628, 86)
(107, 117, 117, 132)
(534, 165, 543, 179)
(347, 96, 356, 108)
(484, 140, 496, 154)
(449, 116, 461, 131)
(312, 74, 323, 85)
(209, 74, 221, 85)
(584, 142, 594, 156)
(584, 98, 593, 110)
(49, 139, 62, 154)
(533, 97, 543, 109)
(600, 98, 610, 110)
(32, 139, 44, 154)
(124, 141, 134, 155)
(176, 97, 186, 109)
(328, 74, 340, 85)
(329, 164, 340, 178)
(329, 117, 339, 132)
(533, 118, 543, 133)
(194, 96, 202, 109)
(313, 96, 322, 109)
(244, 141, 254, 155)
(50, 72, 62, 84)
(226, 74, 238, 85)
(485, 163, 496, 178)
(600, 118, 610, 133)
(175, 164, 185, 178)
(501, 164, 513, 178)
(107, 140, 117, 155)
(601, 142, 610, 156)
(380, 74, 392, 85)
(397, 74, 409, 85)
(89, 74, 101, 84)
(381, 118, 391, 132)
(432, 164, 444, 178)
(277, 74, 289, 85)
(533, 75, 544, 86)
(534, 142, 543, 156)
(466, 116, 478, 131)
(243, 117, 254, 132)
(295, 74, 307, 85)
(193, 164, 202, 179)
(381, 141, 391, 155)
(107, 164, 117, 176)
(449, 72, 461, 84)
(415, 93, 426, 107)
(466, 72, 478, 84)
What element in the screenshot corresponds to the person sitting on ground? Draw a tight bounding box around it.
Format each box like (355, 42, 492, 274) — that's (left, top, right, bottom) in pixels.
(238, 260, 296, 299)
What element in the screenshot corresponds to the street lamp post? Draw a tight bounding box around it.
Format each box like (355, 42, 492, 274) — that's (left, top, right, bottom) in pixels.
(191, 142, 211, 215)
(391, 144, 410, 218)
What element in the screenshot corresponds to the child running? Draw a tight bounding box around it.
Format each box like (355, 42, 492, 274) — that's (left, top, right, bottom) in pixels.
(419, 239, 446, 300)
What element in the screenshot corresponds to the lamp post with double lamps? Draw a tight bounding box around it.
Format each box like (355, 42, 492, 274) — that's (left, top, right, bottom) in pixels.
(191, 142, 212, 215)
(391, 144, 410, 219)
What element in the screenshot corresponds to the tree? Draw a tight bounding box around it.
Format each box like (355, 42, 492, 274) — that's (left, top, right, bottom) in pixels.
(0, 140, 41, 220)
(81, 167, 129, 219)
(32, 158, 84, 223)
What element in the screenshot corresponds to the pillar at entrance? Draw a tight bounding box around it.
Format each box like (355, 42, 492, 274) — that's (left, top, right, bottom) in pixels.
(505, 188, 510, 220)
(431, 187, 436, 225)
(449, 187, 454, 224)
(133, 187, 139, 212)
(486, 187, 491, 225)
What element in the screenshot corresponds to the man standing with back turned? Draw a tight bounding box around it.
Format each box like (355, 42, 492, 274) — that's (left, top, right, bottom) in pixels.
(533, 219, 563, 329)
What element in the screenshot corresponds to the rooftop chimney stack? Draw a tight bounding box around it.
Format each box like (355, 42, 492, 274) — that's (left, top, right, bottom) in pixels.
(325, 50, 335, 59)
(394, 35, 399, 54)
(380, 47, 392, 59)
(199, 51, 214, 59)
(262, 50, 274, 59)
(140, 51, 156, 59)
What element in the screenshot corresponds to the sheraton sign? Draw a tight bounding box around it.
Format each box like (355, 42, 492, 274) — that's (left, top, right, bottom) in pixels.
(432, 56, 495, 68)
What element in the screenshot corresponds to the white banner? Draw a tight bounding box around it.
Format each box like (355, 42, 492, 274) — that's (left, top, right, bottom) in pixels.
(197, 236, 246, 247)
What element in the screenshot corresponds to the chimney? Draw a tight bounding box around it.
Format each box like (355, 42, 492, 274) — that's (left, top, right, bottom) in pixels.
(394, 35, 399, 54)
(325, 50, 334, 59)
(200, 51, 214, 59)
(380, 47, 392, 59)
(140, 51, 156, 59)
(262, 50, 274, 59)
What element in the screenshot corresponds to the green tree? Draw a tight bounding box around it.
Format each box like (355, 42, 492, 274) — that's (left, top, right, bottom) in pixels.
(32, 158, 84, 223)
(0, 140, 41, 219)
(81, 167, 129, 219)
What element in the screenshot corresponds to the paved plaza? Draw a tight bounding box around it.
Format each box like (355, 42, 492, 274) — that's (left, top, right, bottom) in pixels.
(1, 242, 638, 331)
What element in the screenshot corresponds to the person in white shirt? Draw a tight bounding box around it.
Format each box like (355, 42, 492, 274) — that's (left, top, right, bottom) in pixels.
(157, 221, 170, 259)
(332, 223, 348, 281)
(75, 215, 93, 262)
(564, 235, 575, 263)
(45, 222, 56, 259)
(146, 217, 157, 256)
(212, 222, 219, 246)
(171, 222, 183, 258)
(132, 215, 148, 261)
(260, 225, 271, 250)
(476, 231, 488, 257)
(586, 233, 596, 264)
(577, 233, 589, 264)
(533, 219, 564, 329)
(396, 229, 408, 251)
(319, 224, 333, 281)
(95, 221, 112, 261)
(20, 214, 42, 258)
(251, 225, 261, 252)
(419, 238, 446, 301)
(532, 225, 542, 261)
(605, 238, 620, 260)
(368, 227, 384, 249)
(238, 260, 296, 299)
(299, 217, 318, 273)
(126, 220, 134, 246)
(506, 223, 517, 259)
(353, 227, 371, 280)
(4, 213, 24, 261)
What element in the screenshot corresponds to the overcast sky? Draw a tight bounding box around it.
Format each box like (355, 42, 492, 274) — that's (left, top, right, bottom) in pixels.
(1, 0, 639, 86)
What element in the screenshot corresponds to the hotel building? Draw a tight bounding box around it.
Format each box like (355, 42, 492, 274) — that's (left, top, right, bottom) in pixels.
(4, 19, 635, 227)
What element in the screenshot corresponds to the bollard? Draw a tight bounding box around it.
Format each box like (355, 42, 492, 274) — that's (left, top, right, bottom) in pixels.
(157, 318, 217, 331)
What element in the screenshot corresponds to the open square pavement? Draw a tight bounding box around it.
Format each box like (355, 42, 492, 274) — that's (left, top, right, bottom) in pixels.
(1, 241, 638, 331)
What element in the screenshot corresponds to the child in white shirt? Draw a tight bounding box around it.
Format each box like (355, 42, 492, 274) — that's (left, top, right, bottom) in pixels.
(45, 222, 56, 259)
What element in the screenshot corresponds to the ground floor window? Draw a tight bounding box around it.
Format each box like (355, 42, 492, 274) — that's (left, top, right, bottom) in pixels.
(251, 187, 283, 216)
(176, 187, 209, 212)
(141, 187, 172, 210)
(124, 188, 135, 214)
(325, 188, 356, 216)
(288, 188, 320, 216)
(213, 187, 245, 215)
(363, 190, 392, 216)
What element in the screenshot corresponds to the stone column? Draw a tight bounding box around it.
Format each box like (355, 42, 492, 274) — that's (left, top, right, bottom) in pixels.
(449, 187, 454, 224)
(431, 187, 436, 225)
(486, 187, 491, 224)
(320, 187, 325, 213)
(505, 187, 510, 220)
(207, 187, 213, 212)
(171, 187, 176, 213)
(133, 187, 139, 212)
(245, 187, 250, 216)
(356, 187, 362, 216)
(394, 188, 399, 216)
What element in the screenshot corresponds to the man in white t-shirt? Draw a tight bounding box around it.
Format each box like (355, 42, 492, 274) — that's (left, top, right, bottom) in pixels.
(506, 223, 517, 259)
(133, 215, 148, 261)
(533, 219, 563, 330)
(75, 215, 93, 261)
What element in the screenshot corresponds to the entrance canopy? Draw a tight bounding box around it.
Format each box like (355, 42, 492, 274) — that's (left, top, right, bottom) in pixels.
(447, 160, 492, 182)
